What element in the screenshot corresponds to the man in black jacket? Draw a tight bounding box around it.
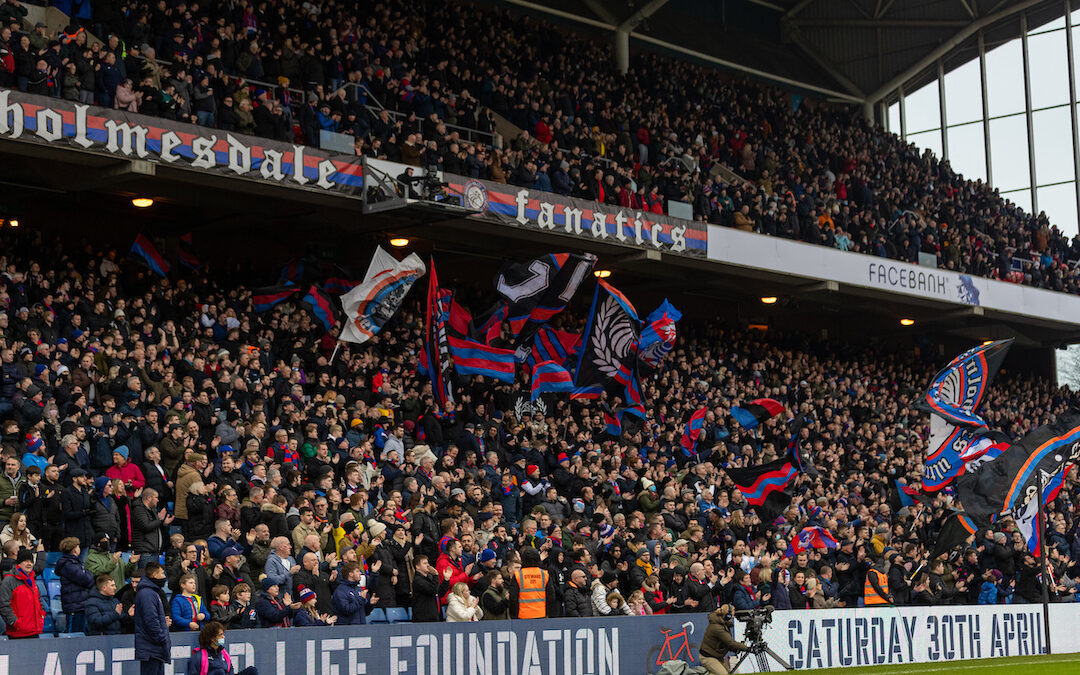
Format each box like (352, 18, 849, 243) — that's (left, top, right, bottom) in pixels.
(131, 488, 173, 557)
(411, 555, 448, 622)
(292, 551, 335, 616)
(562, 568, 593, 617)
(61, 468, 94, 551)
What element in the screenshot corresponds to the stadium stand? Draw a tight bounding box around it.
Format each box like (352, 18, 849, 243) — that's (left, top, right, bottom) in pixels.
(2, 3, 1080, 671)
(0, 219, 1069, 645)
(1, 0, 1077, 296)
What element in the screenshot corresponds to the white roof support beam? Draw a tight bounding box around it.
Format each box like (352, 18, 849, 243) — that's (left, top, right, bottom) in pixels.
(865, 0, 1047, 105)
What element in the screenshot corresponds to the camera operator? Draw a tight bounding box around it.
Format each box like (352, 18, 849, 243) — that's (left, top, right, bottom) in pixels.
(699, 604, 749, 675)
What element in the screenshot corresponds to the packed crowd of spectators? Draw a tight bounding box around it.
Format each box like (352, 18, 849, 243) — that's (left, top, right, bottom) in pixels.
(0, 0, 1078, 294)
(0, 226, 1075, 642)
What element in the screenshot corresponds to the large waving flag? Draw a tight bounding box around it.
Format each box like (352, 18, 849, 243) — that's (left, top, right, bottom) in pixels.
(339, 247, 426, 345)
(785, 526, 838, 557)
(531, 360, 574, 401)
(495, 253, 596, 360)
(917, 339, 1012, 429)
(723, 454, 798, 523)
(680, 408, 707, 455)
(419, 261, 455, 408)
(731, 398, 784, 431)
(252, 285, 301, 311)
(918, 340, 1012, 492)
(572, 279, 641, 406)
(302, 285, 339, 330)
(131, 234, 170, 277)
(957, 413, 1080, 554)
(638, 299, 681, 369)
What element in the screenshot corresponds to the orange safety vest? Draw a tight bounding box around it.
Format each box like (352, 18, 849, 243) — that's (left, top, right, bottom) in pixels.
(864, 568, 889, 605)
(514, 567, 549, 619)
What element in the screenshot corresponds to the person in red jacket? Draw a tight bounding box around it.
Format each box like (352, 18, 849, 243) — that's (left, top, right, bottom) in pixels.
(0, 549, 45, 638)
(435, 538, 472, 605)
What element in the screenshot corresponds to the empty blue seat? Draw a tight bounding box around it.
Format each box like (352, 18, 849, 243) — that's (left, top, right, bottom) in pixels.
(385, 607, 409, 623)
(366, 608, 387, 624)
(41, 569, 57, 584)
(35, 580, 46, 598)
(49, 598, 62, 617)
(47, 580, 61, 601)
(45, 552, 61, 567)
(42, 613, 54, 634)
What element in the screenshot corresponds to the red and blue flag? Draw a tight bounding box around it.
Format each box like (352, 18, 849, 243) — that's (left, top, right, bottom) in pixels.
(448, 335, 516, 383)
(302, 284, 339, 330)
(530, 360, 574, 401)
(638, 299, 681, 369)
(131, 234, 170, 277)
(178, 232, 201, 270)
(680, 408, 707, 455)
(252, 285, 300, 311)
(786, 526, 839, 557)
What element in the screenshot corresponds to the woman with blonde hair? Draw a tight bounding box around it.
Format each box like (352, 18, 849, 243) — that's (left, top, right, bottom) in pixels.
(445, 581, 482, 622)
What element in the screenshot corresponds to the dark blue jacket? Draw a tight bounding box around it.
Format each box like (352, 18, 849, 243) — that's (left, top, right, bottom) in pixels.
(55, 552, 94, 613)
(331, 579, 368, 625)
(85, 588, 123, 635)
(134, 579, 171, 662)
(60, 485, 94, 548)
(293, 608, 328, 627)
(731, 584, 759, 611)
(254, 594, 292, 627)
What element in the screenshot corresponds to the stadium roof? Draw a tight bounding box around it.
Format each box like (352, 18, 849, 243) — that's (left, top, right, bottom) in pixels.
(499, 0, 1067, 105)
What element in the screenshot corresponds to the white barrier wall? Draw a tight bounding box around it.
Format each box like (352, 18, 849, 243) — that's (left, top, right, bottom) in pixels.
(731, 603, 1069, 672)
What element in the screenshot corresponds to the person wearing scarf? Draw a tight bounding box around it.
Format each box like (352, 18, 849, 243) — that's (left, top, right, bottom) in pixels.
(0, 549, 44, 638)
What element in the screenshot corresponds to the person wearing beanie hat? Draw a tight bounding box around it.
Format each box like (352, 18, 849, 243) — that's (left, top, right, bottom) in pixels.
(592, 569, 630, 616)
(254, 574, 295, 628)
(2, 546, 44, 638)
(105, 445, 145, 498)
(293, 584, 335, 626)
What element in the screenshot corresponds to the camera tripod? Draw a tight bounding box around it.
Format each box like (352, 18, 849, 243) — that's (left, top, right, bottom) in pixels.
(730, 640, 793, 672)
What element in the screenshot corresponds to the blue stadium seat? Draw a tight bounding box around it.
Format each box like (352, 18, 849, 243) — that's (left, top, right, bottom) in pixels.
(366, 608, 387, 624)
(41, 568, 57, 584)
(47, 580, 61, 601)
(35, 580, 46, 598)
(45, 552, 61, 567)
(42, 613, 54, 634)
(49, 598, 62, 617)
(385, 607, 409, 623)
(407, 607, 413, 620)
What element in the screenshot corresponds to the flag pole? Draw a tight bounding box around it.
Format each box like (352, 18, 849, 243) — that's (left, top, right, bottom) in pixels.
(330, 341, 342, 364)
(1036, 469, 1052, 655)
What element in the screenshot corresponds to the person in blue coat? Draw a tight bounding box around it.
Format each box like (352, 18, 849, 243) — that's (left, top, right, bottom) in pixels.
(135, 563, 172, 675)
(56, 536, 95, 633)
(85, 575, 124, 635)
(170, 572, 207, 631)
(186, 621, 259, 675)
(332, 561, 373, 625)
